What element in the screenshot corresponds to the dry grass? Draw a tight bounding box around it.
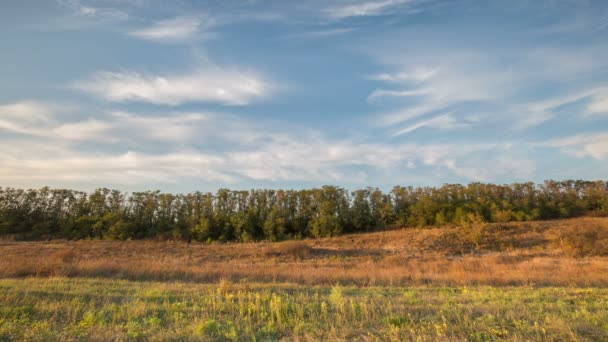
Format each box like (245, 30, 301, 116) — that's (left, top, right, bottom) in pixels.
(553, 224, 608, 257)
(263, 241, 313, 259)
(1, 217, 608, 286)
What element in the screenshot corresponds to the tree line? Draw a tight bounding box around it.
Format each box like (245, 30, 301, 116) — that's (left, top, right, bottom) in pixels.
(1, 180, 607, 241)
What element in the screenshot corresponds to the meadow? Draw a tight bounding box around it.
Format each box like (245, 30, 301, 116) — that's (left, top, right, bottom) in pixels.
(1, 278, 608, 341)
(1, 217, 608, 340)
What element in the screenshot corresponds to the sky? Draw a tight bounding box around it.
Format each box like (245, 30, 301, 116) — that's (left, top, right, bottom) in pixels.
(1, 0, 607, 193)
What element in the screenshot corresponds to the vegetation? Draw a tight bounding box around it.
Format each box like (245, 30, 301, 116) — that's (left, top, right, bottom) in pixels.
(1, 180, 607, 241)
(1, 217, 607, 340)
(2, 218, 608, 287)
(1, 278, 607, 341)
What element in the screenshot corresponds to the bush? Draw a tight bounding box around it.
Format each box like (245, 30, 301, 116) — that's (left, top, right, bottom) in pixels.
(51, 249, 78, 264)
(556, 225, 608, 257)
(434, 222, 498, 255)
(263, 241, 313, 259)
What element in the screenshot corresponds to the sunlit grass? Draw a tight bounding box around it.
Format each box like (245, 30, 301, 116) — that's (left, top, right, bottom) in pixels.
(1, 278, 607, 341)
(2, 218, 608, 287)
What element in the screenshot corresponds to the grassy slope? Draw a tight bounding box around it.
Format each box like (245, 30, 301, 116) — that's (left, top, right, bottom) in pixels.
(1, 278, 607, 341)
(1, 217, 608, 340)
(1, 217, 608, 286)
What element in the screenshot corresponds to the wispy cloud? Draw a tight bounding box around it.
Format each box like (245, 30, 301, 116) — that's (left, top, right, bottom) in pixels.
(0, 102, 272, 148)
(53, 119, 112, 141)
(368, 62, 506, 133)
(129, 16, 212, 42)
(0, 101, 60, 137)
(0, 148, 235, 185)
(324, 0, 414, 19)
(52, 112, 210, 143)
(513, 89, 596, 129)
(369, 67, 438, 83)
(0, 134, 527, 186)
(542, 132, 608, 160)
(511, 87, 608, 129)
(0, 99, 535, 187)
(282, 27, 357, 39)
(587, 90, 608, 115)
(75, 68, 273, 106)
(392, 112, 472, 136)
(58, 0, 129, 21)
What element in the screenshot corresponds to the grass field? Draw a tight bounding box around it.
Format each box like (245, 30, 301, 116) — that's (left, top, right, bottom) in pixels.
(1, 278, 607, 341)
(1, 217, 608, 340)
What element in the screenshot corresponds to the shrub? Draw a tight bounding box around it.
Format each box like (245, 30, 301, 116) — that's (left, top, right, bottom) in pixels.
(51, 249, 78, 264)
(263, 241, 313, 259)
(434, 222, 497, 255)
(556, 225, 608, 257)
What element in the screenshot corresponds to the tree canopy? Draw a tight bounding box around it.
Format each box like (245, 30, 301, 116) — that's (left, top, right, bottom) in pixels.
(1, 180, 607, 241)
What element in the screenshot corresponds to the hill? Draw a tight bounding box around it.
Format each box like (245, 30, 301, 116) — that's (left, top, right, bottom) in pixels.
(2, 217, 607, 286)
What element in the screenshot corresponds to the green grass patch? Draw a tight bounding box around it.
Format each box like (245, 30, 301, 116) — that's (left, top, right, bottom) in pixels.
(0, 278, 607, 340)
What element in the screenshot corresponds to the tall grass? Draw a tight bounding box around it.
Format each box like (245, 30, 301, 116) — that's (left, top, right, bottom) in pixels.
(1, 278, 607, 341)
(1, 218, 608, 286)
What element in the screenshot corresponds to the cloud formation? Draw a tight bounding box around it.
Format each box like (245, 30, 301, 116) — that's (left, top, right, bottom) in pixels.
(588, 90, 608, 115)
(544, 133, 608, 160)
(392, 112, 472, 136)
(75, 68, 272, 106)
(324, 0, 413, 19)
(58, 0, 129, 21)
(0, 101, 536, 187)
(129, 16, 211, 42)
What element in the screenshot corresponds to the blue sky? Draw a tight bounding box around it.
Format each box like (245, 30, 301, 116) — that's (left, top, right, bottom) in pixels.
(1, 0, 607, 192)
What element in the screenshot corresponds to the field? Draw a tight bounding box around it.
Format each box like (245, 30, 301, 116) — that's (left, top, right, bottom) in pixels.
(1, 217, 608, 340)
(1, 278, 607, 341)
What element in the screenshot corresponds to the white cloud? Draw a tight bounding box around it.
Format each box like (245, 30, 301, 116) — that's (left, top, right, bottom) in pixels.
(363, 31, 608, 134)
(392, 112, 471, 136)
(58, 0, 129, 21)
(109, 111, 213, 142)
(543, 132, 608, 160)
(129, 16, 211, 42)
(0, 101, 54, 122)
(587, 90, 608, 114)
(369, 67, 438, 83)
(53, 119, 112, 141)
(374, 101, 447, 126)
(0, 102, 274, 149)
(0, 148, 235, 185)
(0, 101, 60, 137)
(0, 101, 535, 186)
(370, 65, 501, 105)
(324, 0, 413, 19)
(513, 89, 597, 129)
(75, 68, 272, 106)
(0, 102, 217, 143)
(283, 27, 357, 39)
(511, 87, 608, 129)
(369, 63, 506, 132)
(0, 101, 108, 140)
(440, 155, 535, 182)
(0, 138, 515, 186)
(367, 88, 431, 104)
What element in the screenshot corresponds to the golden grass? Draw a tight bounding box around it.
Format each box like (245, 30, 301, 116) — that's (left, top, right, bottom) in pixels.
(263, 241, 313, 259)
(3, 278, 607, 340)
(1, 217, 608, 286)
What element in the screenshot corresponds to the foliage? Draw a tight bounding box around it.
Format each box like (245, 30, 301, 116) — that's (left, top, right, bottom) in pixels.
(3, 218, 608, 287)
(555, 224, 608, 257)
(0, 180, 607, 241)
(263, 241, 313, 259)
